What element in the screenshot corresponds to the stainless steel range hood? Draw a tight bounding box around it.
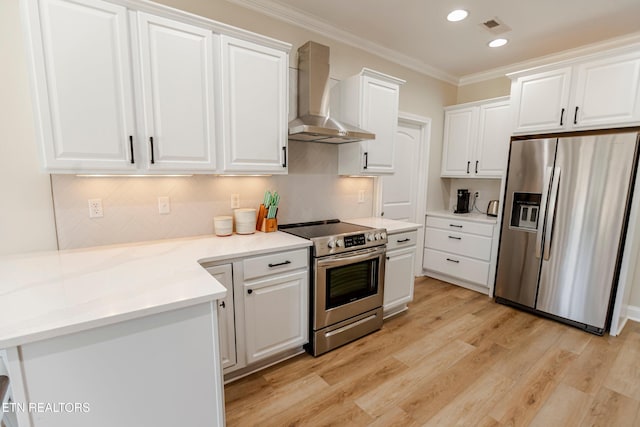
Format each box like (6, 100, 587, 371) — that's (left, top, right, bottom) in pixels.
(288, 41, 375, 143)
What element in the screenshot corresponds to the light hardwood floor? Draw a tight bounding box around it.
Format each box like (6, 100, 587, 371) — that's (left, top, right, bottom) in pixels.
(224, 277, 640, 426)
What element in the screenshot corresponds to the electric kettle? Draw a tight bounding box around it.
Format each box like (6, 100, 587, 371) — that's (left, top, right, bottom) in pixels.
(487, 200, 499, 217)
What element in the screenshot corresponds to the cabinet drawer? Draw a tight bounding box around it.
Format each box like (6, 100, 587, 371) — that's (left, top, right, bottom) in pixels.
(425, 227, 492, 261)
(423, 248, 489, 286)
(386, 230, 418, 251)
(243, 249, 308, 280)
(426, 216, 494, 237)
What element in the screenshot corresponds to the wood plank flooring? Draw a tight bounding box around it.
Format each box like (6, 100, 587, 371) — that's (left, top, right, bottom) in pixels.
(224, 277, 640, 426)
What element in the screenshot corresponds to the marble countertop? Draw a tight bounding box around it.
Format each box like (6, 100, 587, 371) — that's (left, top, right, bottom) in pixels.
(0, 232, 311, 348)
(426, 210, 498, 225)
(345, 217, 423, 233)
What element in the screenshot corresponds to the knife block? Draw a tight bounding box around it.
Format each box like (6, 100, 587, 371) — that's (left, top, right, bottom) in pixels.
(256, 204, 278, 232)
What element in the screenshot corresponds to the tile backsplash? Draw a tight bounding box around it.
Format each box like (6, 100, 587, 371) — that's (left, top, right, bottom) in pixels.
(51, 141, 374, 249)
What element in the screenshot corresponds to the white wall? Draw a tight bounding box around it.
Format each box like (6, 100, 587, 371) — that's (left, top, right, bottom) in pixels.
(0, 0, 57, 255)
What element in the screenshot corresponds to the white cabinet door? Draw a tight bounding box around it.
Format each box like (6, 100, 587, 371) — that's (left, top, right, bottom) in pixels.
(573, 52, 640, 129)
(205, 264, 236, 370)
(475, 100, 511, 177)
(441, 107, 477, 177)
(512, 67, 572, 133)
(28, 0, 136, 171)
(220, 36, 288, 174)
(243, 270, 308, 364)
(137, 13, 217, 170)
(384, 246, 415, 313)
(361, 75, 400, 174)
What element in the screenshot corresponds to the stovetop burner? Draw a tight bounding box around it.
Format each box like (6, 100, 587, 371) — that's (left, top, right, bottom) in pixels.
(280, 219, 387, 257)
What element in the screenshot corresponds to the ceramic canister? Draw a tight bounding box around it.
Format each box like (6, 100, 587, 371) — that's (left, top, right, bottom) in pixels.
(234, 208, 256, 234)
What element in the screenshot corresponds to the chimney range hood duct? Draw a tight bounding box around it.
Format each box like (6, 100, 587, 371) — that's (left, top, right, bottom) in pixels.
(288, 41, 375, 143)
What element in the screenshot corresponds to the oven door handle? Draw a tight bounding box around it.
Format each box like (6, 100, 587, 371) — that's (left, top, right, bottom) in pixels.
(316, 246, 386, 267)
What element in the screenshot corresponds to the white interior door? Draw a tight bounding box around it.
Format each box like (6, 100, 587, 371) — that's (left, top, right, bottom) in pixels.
(381, 119, 421, 221)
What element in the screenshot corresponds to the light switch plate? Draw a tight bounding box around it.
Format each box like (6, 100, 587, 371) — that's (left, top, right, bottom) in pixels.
(158, 196, 170, 214)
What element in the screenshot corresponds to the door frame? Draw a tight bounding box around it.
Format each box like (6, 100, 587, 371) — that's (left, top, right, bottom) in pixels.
(374, 112, 431, 276)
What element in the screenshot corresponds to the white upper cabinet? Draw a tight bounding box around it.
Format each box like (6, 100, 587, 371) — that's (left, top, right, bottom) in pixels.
(220, 36, 288, 174)
(572, 52, 640, 128)
(334, 69, 405, 175)
(441, 97, 510, 179)
(511, 68, 572, 134)
(136, 13, 217, 170)
(26, 0, 136, 171)
(510, 48, 640, 134)
(23, 0, 291, 174)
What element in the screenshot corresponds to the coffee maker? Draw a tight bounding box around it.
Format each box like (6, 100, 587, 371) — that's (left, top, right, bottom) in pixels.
(454, 189, 470, 214)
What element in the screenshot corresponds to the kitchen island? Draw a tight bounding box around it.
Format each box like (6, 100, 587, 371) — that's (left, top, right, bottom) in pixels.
(0, 232, 311, 427)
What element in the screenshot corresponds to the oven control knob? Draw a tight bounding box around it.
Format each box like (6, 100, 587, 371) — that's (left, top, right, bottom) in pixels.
(336, 239, 344, 247)
(381, 232, 387, 240)
(327, 240, 336, 249)
(367, 233, 374, 241)
(374, 233, 381, 240)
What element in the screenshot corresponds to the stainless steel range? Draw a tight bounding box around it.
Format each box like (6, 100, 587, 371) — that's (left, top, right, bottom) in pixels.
(280, 220, 387, 356)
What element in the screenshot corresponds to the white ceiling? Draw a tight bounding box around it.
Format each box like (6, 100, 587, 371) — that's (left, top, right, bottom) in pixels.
(228, 0, 640, 84)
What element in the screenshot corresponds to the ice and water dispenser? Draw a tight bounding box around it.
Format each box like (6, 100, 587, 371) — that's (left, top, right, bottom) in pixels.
(510, 193, 541, 230)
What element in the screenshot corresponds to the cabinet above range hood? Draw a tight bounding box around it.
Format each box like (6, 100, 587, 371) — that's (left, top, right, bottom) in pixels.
(288, 41, 375, 143)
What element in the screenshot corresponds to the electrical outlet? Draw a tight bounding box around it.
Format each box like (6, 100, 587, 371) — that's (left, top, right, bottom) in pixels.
(88, 198, 103, 218)
(158, 196, 170, 214)
(231, 194, 240, 209)
(358, 190, 365, 204)
(475, 191, 480, 199)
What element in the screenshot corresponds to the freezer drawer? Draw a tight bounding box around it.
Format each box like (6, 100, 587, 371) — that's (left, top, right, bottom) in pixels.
(425, 227, 492, 261)
(423, 248, 490, 286)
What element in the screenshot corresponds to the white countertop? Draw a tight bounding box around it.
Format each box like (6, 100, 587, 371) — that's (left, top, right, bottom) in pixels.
(345, 217, 423, 233)
(426, 210, 498, 225)
(0, 232, 311, 348)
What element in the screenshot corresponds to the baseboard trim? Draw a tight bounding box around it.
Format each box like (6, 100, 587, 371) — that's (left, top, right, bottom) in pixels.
(627, 305, 640, 322)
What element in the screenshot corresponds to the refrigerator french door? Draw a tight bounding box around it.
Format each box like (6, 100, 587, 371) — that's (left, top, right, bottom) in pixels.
(495, 129, 640, 334)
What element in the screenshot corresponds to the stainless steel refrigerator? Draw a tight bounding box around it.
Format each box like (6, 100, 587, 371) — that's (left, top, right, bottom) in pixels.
(495, 128, 640, 335)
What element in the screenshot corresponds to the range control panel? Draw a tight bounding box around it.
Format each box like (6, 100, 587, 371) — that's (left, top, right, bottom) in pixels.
(344, 234, 366, 248)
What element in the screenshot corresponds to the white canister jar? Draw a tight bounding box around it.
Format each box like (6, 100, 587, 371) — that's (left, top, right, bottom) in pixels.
(234, 208, 256, 234)
(214, 216, 233, 236)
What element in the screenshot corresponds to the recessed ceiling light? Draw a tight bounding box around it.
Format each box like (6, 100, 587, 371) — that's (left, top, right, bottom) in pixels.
(488, 38, 508, 48)
(447, 9, 469, 22)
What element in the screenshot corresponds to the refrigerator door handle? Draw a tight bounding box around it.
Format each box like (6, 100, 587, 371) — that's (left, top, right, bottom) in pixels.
(536, 166, 554, 259)
(543, 167, 561, 260)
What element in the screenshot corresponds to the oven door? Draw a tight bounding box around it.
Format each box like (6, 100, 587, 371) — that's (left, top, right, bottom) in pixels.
(314, 245, 385, 330)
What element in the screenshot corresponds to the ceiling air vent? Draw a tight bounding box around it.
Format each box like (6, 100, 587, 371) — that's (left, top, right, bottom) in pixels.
(480, 17, 511, 35)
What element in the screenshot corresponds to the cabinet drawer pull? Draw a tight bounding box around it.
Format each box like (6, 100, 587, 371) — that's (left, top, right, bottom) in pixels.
(449, 224, 463, 228)
(282, 146, 287, 168)
(448, 236, 462, 240)
(560, 107, 565, 126)
(268, 260, 291, 268)
(219, 301, 226, 308)
(475, 160, 478, 174)
(129, 135, 135, 164)
(386, 256, 390, 260)
(363, 152, 369, 169)
(466, 161, 470, 174)
(396, 238, 411, 243)
(247, 289, 253, 295)
(573, 106, 579, 125)
(446, 258, 460, 264)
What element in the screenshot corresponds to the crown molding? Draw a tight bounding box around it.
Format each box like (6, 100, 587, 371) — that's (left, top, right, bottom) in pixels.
(459, 31, 640, 86)
(225, 0, 459, 85)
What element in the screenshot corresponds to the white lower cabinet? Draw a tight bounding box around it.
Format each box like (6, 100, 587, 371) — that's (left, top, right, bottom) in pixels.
(204, 248, 309, 379)
(383, 230, 417, 317)
(205, 264, 236, 370)
(242, 270, 308, 363)
(423, 215, 496, 295)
